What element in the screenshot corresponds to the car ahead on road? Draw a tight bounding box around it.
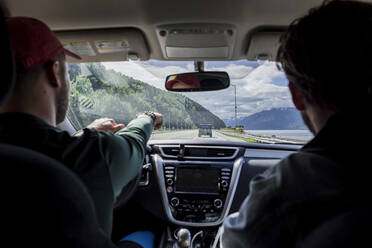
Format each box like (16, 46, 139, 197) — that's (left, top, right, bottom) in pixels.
(3, 0, 359, 247)
(198, 124, 213, 138)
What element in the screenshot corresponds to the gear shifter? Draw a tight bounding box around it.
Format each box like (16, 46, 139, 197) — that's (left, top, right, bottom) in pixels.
(174, 228, 191, 248)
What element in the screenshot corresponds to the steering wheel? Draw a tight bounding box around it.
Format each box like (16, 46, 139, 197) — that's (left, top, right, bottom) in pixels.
(114, 146, 152, 209)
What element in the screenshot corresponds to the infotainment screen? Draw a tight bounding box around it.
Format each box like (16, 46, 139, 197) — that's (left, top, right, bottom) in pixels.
(175, 167, 219, 194)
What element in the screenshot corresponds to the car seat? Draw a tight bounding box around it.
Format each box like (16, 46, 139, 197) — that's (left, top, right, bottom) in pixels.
(0, 144, 118, 247)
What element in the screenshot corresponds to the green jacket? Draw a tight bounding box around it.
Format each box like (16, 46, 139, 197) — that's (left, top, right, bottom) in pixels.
(0, 112, 153, 236)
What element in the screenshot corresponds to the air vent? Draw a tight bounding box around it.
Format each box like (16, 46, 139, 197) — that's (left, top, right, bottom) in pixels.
(162, 147, 181, 156)
(159, 146, 239, 160)
(206, 148, 236, 157)
(184, 147, 237, 157)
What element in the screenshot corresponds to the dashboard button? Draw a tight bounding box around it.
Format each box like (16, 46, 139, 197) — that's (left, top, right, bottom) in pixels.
(221, 180, 228, 187)
(166, 186, 173, 193)
(214, 199, 223, 209)
(205, 213, 219, 222)
(170, 197, 180, 207)
(167, 178, 174, 185)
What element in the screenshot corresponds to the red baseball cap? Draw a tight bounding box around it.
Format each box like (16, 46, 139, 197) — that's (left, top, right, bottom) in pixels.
(166, 73, 201, 89)
(6, 17, 81, 70)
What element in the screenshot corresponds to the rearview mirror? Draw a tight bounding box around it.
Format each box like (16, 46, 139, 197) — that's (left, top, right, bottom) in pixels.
(165, 72, 230, 92)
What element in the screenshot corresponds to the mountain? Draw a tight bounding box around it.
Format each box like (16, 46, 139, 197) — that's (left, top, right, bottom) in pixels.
(223, 108, 307, 130)
(67, 63, 226, 129)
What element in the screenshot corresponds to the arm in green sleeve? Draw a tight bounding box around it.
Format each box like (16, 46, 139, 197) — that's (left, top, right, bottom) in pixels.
(116, 116, 154, 143)
(101, 116, 153, 198)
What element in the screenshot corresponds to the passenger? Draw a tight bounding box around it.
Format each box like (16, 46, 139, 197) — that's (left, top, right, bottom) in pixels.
(221, 0, 372, 247)
(0, 16, 163, 241)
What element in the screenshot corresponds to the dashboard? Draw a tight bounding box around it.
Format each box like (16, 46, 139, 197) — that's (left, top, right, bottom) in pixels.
(128, 139, 300, 246)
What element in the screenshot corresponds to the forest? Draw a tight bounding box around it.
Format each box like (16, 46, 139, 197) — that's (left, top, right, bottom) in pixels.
(67, 63, 226, 130)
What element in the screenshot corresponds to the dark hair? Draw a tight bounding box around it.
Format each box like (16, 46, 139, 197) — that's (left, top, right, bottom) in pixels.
(277, 0, 372, 111)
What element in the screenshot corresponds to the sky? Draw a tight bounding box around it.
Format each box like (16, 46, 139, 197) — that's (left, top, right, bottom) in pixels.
(102, 60, 294, 120)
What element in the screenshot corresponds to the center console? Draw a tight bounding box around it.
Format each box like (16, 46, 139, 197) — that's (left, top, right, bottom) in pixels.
(163, 162, 232, 224)
(153, 145, 244, 247)
(153, 147, 243, 227)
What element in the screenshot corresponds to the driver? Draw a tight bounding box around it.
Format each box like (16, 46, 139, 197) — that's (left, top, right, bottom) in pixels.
(0, 16, 163, 238)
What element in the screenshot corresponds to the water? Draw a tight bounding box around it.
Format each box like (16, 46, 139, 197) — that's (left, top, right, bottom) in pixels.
(245, 130, 314, 143)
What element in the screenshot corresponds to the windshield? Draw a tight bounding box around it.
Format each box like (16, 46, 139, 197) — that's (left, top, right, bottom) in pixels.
(67, 60, 313, 144)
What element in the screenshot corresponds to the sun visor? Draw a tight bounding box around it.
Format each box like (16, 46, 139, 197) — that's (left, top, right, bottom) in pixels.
(156, 24, 236, 60)
(56, 28, 149, 63)
(246, 27, 286, 61)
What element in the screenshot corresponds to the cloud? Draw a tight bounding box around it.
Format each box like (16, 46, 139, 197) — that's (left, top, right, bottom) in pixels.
(184, 62, 292, 119)
(206, 64, 255, 79)
(103, 61, 171, 90)
(102, 60, 293, 120)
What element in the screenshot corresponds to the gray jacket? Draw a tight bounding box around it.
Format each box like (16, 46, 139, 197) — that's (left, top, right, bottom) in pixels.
(221, 114, 371, 247)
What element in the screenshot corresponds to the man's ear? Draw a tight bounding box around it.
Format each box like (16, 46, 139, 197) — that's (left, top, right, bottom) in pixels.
(45, 60, 62, 88)
(288, 82, 306, 111)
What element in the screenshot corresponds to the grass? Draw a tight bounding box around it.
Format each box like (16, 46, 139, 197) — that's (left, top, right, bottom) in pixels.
(220, 128, 242, 133)
(217, 131, 258, 143)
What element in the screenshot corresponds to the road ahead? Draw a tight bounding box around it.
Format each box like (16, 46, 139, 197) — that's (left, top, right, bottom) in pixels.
(151, 129, 244, 142)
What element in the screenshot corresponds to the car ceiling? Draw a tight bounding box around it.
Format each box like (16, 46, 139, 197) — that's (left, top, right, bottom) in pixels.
(5, 0, 370, 62)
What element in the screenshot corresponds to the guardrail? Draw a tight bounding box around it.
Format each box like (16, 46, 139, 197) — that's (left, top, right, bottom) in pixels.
(219, 130, 304, 145)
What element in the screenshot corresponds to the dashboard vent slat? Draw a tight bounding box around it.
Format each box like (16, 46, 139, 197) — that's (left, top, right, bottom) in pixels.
(206, 148, 236, 157)
(162, 147, 180, 156)
(160, 146, 238, 159)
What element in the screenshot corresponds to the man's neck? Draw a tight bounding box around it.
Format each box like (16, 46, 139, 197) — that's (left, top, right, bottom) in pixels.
(308, 105, 336, 135)
(0, 92, 56, 126)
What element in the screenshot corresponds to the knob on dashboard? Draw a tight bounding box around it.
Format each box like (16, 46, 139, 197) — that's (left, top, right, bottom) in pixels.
(214, 198, 223, 209)
(221, 180, 228, 187)
(167, 178, 174, 185)
(170, 197, 180, 207)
